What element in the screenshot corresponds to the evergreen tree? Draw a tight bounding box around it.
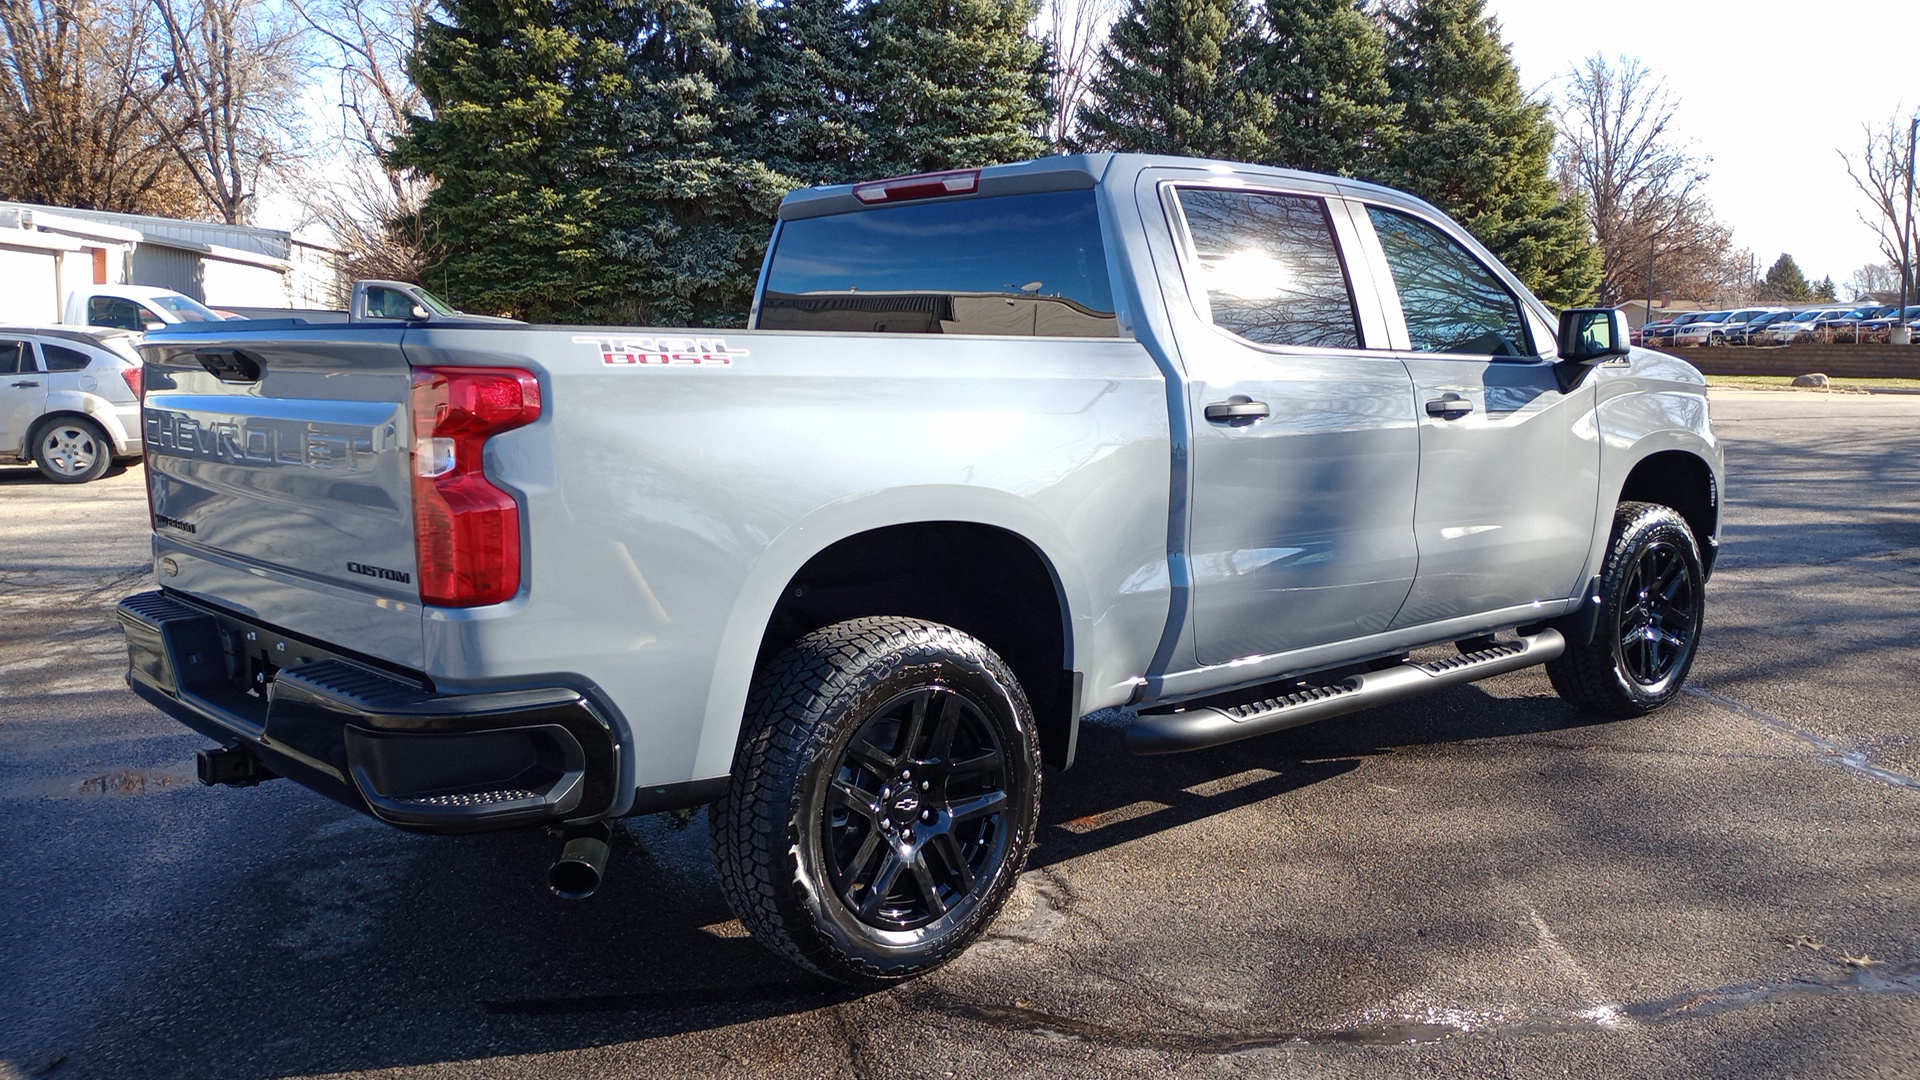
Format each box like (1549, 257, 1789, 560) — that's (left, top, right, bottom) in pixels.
(1378, 0, 1599, 307)
(1811, 275, 1837, 302)
(861, 0, 1050, 175)
(1253, 0, 1397, 176)
(392, 0, 787, 325)
(735, 0, 870, 186)
(1763, 253, 1812, 301)
(1074, 0, 1273, 159)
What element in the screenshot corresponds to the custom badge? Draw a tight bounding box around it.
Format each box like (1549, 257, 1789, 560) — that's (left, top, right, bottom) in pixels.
(574, 335, 749, 366)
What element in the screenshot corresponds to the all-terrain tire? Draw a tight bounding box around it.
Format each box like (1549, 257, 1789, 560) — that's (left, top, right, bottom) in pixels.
(710, 617, 1041, 986)
(1547, 501, 1705, 717)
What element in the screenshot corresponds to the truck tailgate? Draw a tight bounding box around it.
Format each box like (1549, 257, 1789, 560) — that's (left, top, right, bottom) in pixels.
(138, 328, 425, 669)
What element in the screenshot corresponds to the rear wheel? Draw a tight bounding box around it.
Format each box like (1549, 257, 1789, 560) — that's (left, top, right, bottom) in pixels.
(711, 617, 1041, 986)
(1548, 502, 1705, 717)
(32, 417, 111, 483)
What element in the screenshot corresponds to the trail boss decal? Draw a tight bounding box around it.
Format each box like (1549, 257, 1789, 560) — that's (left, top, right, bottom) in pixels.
(575, 335, 749, 366)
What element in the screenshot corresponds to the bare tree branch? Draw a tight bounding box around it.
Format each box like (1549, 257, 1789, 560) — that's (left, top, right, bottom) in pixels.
(288, 0, 436, 289)
(1553, 54, 1743, 304)
(1038, 0, 1116, 149)
(145, 0, 304, 224)
(1839, 111, 1917, 308)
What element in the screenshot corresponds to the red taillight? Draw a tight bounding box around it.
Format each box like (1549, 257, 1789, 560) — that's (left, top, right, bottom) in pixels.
(409, 366, 542, 607)
(851, 168, 980, 204)
(121, 365, 144, 400)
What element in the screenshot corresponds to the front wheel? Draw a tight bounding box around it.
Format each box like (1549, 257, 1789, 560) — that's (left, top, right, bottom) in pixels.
(1548, 502, 1706, 717)
(711, 617, 1041, 985)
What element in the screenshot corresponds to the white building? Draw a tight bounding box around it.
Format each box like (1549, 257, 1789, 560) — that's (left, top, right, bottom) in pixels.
(0, 202, 343, 323)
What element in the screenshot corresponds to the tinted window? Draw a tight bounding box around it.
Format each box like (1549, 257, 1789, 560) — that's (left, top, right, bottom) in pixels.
(41, 343, 93, 372)
(1177, 189, 1360, 350)
(760, 189, 1118, 337)
(1367, 207, 1531, 356)
(88, 296, 148, 330)
(0, 340, 25, 375)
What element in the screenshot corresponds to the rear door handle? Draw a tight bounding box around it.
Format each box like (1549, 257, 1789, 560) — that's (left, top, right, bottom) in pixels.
(1424, 394, 1473, 419)
(1204, 397, 1270, 424)
(10, 380, 39, 388)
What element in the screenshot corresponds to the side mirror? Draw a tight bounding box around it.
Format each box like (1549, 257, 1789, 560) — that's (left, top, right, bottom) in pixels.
(143, 320, 165, 332)
(1558, 308, 1630, 364)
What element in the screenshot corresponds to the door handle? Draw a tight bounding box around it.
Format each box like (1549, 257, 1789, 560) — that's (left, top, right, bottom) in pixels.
(1424, 394, 1473, 419)
(1204, 397, 1270, 425)
(10, 380, 39, 388)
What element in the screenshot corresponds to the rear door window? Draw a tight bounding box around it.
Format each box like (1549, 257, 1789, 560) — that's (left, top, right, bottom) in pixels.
(1366, 206, 1533, 356)
(1174, 188, 1361, 350)
(41, 343, 94, 372)
(0, 340, 28, 375)
(760, 189, 1118, 337)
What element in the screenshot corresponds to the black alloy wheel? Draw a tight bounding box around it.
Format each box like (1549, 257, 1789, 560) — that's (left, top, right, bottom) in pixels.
(1547, 501, 1707, 717)
(712, 617, 1041, 985)
(823, 686, 1010, 932)
(1614, 537, 1698, 691)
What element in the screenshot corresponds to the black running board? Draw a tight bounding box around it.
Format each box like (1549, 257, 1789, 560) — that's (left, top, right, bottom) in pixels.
(1126, 629, 1565, 754)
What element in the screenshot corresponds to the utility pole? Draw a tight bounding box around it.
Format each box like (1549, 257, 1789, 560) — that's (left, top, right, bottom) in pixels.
(1646, 236, 1657, 329)
(1897, 116, 1918, 346)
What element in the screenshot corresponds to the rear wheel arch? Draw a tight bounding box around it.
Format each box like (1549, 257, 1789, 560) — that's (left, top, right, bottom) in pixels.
(754, 522, 1077, 767)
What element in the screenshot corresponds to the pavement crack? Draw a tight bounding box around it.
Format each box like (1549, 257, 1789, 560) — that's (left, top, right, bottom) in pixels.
(1686, 685, 1920, 792)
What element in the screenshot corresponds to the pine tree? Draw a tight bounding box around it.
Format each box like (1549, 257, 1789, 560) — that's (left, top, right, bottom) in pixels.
(1378, 0, 1599, 307)
(1074, 0, 1273, 159)
(1811, 275, 1837, 302)
(392, 0, 788, 325)
(1764, 254, 1812, 301)
(861, 0, 1051, 175)
(735, 0, 870, 186)
(1253, 0, 1398, 176)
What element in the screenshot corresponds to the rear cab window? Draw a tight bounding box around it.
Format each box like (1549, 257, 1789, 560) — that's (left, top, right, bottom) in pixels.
(758, 189, 1118, 337)
(1170, 187, 1363, 350)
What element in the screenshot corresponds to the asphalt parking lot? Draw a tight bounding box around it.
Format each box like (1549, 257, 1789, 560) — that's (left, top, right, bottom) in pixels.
(2, 389, 1917, 1080)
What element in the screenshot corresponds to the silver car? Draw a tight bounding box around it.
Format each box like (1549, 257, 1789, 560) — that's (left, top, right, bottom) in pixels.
(0, 326, 145, 482)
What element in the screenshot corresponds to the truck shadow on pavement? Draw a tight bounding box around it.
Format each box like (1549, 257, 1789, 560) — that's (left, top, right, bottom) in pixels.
(24, 685, 1619, 1080)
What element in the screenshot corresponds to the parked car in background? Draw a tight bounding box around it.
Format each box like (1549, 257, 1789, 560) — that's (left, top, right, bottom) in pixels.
(1735, 307, 1789, 343)
(1815, 305, 1895, 342)
(0, 326, 143, 482)
(1856, 305, 1920, 342)
(1753, 310, 1834, 345)
(1632, 316, 1674, 347)
(1675, 308, 1778, 346)
(1643, 311, 1716, 347)
(62, 285, 233, 331)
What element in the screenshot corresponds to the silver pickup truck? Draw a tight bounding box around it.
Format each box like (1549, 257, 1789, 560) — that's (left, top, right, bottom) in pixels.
(118, 153, 1722, 985)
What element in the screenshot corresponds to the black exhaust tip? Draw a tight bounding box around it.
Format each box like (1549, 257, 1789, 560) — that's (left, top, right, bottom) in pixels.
(548, 822, 612, 900)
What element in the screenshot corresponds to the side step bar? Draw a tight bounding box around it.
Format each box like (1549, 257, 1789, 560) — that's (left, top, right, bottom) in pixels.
(1127, 629, 1565, 754)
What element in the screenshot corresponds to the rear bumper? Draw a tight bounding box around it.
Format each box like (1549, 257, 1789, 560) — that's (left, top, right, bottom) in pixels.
(117, 589, 623, 834)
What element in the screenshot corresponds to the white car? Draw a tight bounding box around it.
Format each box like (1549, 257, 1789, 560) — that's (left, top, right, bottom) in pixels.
(0, 326, 145, 482)
(1673, 308, 1770, 347)
(1757, 309, 1845, 345)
